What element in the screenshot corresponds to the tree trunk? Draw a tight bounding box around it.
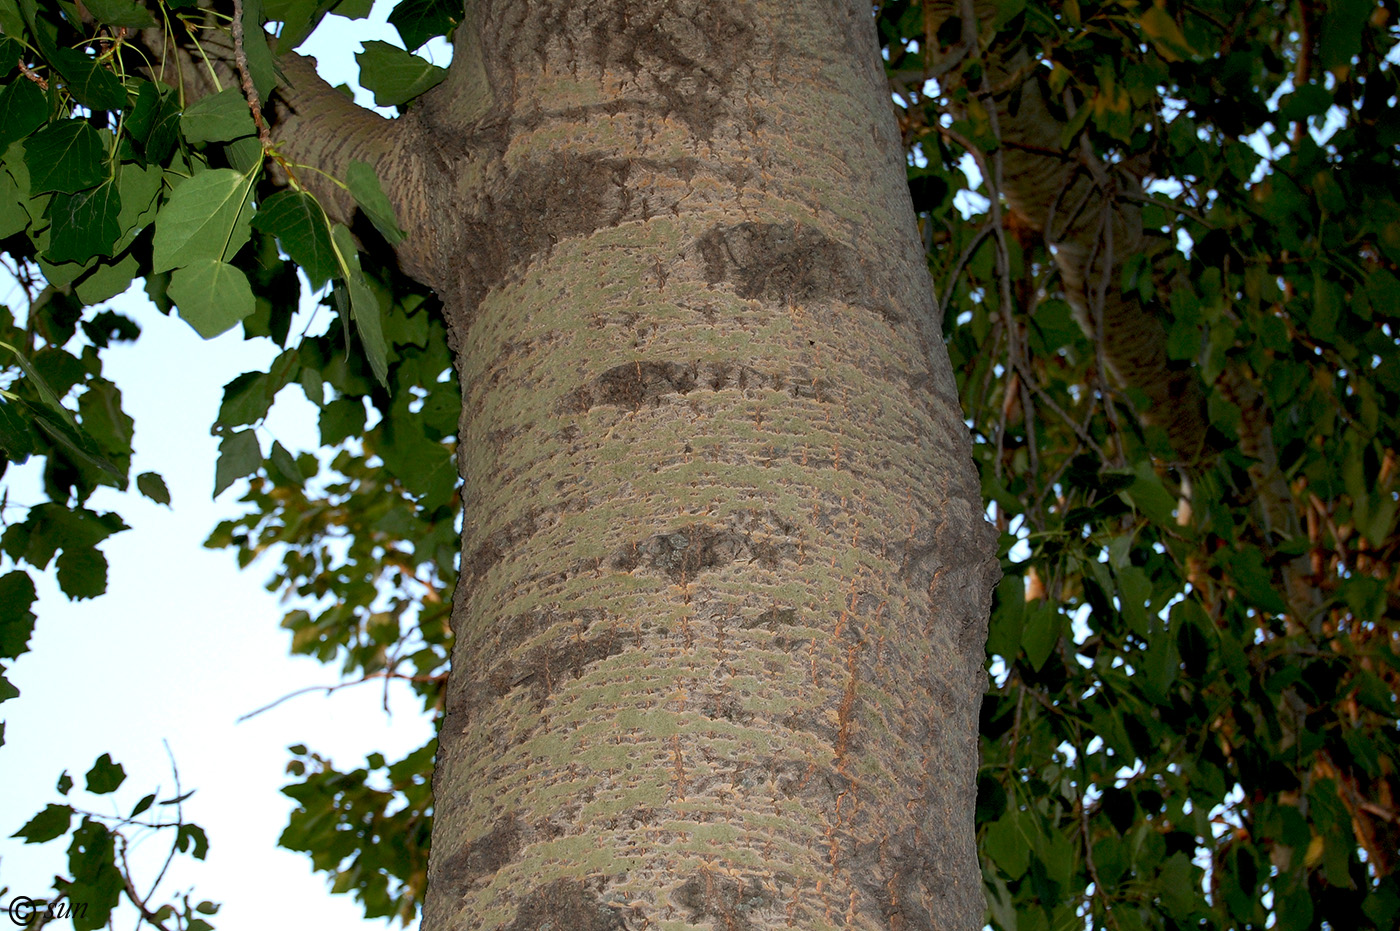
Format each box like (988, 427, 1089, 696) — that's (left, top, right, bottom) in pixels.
(403, 2, 997, 929)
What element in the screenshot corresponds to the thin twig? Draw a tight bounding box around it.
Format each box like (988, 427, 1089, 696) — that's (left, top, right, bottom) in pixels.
(230, 0, 274, 150)
(118, 842, 176, 931)
(237, 670, 449, 722)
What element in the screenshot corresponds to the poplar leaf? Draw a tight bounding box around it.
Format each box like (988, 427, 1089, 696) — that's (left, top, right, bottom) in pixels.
(44, 181, 122, 264)
(241, 0, 278, 99)
(181, 89, 257, 144)
(12, 804, 73, 843)
(388, 0, 460, 51)
(55, 546, 107, 599)
(136, 471, 171, 506)
(152, 168, 257, 272)
(356, 40, 447, 107)
(49, 46, 127, 110)
(85, 753, 127, 794)
(81, 0, 156, 28)
(127, 82, 182, 162)
(24, 121, 107, 194)
(168, 259, 256, 338)
(214, 429, 261, 497)
(0, 78, 47, 151)
(251, 190, 338, 286)
(345, 159, 406, 244)
(75, 253, 140, 305)
(330, 223, 389, 386)
(0, 570, 37, 658)
(266, 0, 331, 52)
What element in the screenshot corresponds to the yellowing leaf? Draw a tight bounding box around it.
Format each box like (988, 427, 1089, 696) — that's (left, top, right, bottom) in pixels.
(1139, 6, 1194, 62)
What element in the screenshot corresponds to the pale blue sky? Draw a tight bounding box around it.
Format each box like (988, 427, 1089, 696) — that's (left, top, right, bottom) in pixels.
(1, 4, 443, 927)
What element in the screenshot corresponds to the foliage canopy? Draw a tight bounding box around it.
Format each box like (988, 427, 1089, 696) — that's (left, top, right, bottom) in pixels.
(0, 0, 1397, 929)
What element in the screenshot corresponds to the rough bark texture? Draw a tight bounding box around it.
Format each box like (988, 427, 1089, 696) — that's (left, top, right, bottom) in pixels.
(410, 2, 997, 929)
(148, 0, 995, 925)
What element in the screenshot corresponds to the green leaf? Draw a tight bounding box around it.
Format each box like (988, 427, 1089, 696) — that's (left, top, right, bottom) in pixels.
(1, 340, 78, 430)
(0, 570, 37, 658)
(1122, 462, 1178, 528)
(269, 439, 301, 484)
(347, 273, 389, 386)
(0, 78, 48, 151)
(49, 46, 128, 110)
(176, 822, 209, 859)
(1222, 549, 1288, 615)
(181, 88, 258, 144)
(12, 803, 73, 843)
(0, 398, 38, 464)
(1319, 0, 1372, 70)
(168, 258, 257, 338)
(65, 817, 122, 930)
(986, 572, 1024, 659)
(345, 159, 406, 244)
(152, 167, 258, 273)
(388, 0, 460, 51)
(23, 121, 107, 194)
(1021, 601, 1061, 671)
(136, 471, 171, 506)
(214, 429, 261, 497)
(81, 0, 156, 28)
(331, 0, 373, 17)
(84, 753, 127, 794)
(241, 0, 279, 99)
(985, 811, 1031, 879)
(115, 161, 163, 231)
(29, 407, 127, 481)
(127, 81, 182, 163)
(0, 166, 26, 238)
(355, 40, 448, 107)
(44, 180, 122, 264)
(74, 252, 141, 305)
(55, 545, 108, 599)
(319, 397, 366, 445)
(331, 224, 390, 386)
(265, 0, 332, 52)
(251, 190, 338, 286)
(131, 793, 155, 817)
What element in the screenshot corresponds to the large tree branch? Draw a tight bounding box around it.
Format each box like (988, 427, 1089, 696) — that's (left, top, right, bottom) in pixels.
(134, 11, 461, 288)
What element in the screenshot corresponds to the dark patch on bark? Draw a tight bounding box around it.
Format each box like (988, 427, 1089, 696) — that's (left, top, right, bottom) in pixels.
(576, 2, 756, 140)
(437, 814, 521, 897)
(504, 621, 634, 699)
(609, 512, 798, 581)
(507, 878, 625, 931)
(850, 829, 938, 931)
(695, 222, 900, 322)
(464, 508, 548, 584)
(672, 872, 773, 931)
(696, 690, 752, 725)
(737, 606, 798, 630)
(450, 610, 637, 716)
(556, 360, 832, 413)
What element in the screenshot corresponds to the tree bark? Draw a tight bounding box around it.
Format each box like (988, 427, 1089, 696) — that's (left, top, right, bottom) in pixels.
(398, 2, 997, 929)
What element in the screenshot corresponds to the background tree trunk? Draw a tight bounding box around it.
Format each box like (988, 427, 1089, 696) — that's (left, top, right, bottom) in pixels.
(421, 2, 998, 928)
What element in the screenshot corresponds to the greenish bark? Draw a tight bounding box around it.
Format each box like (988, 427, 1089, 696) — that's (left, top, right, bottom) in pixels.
(413, 2, 996, 929)
(153, 0, 999, 926)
